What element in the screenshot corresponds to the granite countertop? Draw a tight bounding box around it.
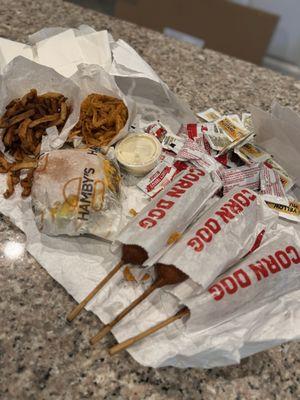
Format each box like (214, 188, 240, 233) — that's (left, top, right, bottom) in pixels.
(0, 1, 300, 399)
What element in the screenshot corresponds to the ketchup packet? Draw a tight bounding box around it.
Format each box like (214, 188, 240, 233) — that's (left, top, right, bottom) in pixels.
(177, 139, 220, 173)
(144, 121, 169, 142)
(137, 159, 177, 198)
(185, 123, 214, 140)
(260, 164, 289, 206)
(184, 224, 300, 333)
(157, 188, 277, 289)
(264, 158, 294, 192)
(221, 163, 261, 194)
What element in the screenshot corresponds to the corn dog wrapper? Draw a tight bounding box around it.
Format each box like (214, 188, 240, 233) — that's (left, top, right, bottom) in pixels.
(31, 148, 122, 240)
(114, 168, 222, 265)
(183, 224, 300, 333)
(158, 188, 278, 289)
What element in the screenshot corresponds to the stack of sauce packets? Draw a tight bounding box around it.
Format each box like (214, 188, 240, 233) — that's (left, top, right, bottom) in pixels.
(139, 109, 298, 223)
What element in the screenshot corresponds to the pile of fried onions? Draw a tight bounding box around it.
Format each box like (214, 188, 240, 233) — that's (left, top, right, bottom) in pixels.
(68, 94, 128, 147)
(0, 89, 70, 198)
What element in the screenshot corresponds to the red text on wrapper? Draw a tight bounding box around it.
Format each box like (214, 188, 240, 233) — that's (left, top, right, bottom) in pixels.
(208, 245, 300, 301)
(138, 169, 206, 229)
(187, 189, 257, 252)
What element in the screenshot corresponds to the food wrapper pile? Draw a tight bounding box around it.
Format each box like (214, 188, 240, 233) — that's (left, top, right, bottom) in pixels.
(0, 26, 300, 369)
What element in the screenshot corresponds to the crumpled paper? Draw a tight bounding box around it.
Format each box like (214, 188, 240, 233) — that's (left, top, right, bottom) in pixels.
(251, 102, 300, 185)
(0, 26, 300, 369)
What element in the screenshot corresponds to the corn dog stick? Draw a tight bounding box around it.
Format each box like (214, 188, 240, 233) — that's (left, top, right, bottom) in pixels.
(90, 280, 162, 344)
(67, 260, 124, 322)
(109, 307, 190, 355)
(90, 264, 188, 344)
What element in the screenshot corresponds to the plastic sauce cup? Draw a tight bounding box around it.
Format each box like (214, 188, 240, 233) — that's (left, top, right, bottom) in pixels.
(115, 133, 162, 176)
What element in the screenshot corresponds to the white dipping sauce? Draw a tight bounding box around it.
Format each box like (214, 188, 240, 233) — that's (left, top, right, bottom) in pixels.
(116, 133, 162, 176)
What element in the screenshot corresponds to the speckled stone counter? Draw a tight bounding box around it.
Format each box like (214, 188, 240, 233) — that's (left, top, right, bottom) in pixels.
(0, 1, 300, 399)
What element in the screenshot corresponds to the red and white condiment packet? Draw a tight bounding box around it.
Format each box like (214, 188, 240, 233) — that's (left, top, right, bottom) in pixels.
(186, 122, 216, 139)
(184, 223, 300, 333)
(144, 121, 169, 142)
(177, 139, 220, 173)
(221, 163, 261, 194)
(115, 169, 222, 264)
(260, 164, 289, 206)
(266, 198, 300, 223)
(137, 158, 177, 198)
(179, 123, 218, 156)
(197, 108, 221, 122)
(157, 188, 277, 289)
(264, 158, 294, 192)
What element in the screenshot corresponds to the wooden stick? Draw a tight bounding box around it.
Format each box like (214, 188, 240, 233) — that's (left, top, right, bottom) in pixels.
(67, 260, 124, 322)
(109, 307, 190, 355)
(90, 280, 162, 345)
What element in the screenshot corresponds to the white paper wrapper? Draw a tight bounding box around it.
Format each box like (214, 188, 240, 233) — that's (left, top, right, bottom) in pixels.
(115, 169, 222, 266)
(33, 28, 112, 77)
(0, 38, 33, 71)
(158, 188, 278, 289)
(31, 148, 122, 240)
(251, 102, 300, 185)
(184, 223, 300, 333)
